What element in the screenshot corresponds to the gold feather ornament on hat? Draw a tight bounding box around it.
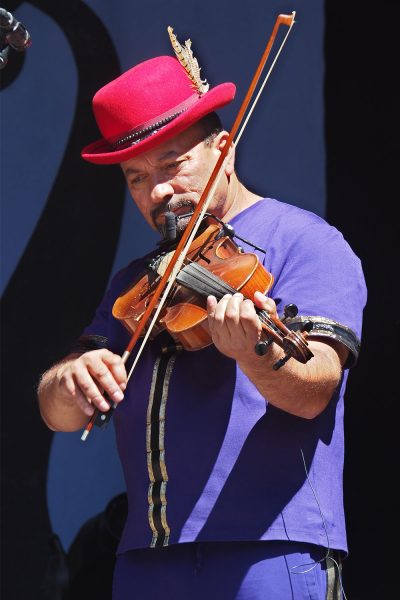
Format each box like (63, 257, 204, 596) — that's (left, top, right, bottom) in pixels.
(167, 26, 210, 95)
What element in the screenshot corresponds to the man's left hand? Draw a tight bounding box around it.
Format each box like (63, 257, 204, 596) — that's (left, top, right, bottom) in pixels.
(206, 291, 277, 362)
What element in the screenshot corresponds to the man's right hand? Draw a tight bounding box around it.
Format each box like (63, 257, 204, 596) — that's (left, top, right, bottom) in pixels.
(38, 349, 127, 431)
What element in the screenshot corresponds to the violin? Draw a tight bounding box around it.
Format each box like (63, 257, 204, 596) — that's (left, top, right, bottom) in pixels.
(112, 217, 314, 366)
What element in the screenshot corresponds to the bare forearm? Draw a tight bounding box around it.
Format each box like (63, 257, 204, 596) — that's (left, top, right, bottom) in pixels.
(207, 292, 349, 419)
(238, 339, 347, 419)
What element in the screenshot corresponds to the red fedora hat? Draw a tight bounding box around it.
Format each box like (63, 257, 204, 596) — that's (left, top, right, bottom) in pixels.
(81, 56, 236, 165)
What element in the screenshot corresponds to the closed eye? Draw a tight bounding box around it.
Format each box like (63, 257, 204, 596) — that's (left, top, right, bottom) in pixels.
(165, 161, 180, 171)
(164, 155, 189, 171)
(129, 174, 147, 186)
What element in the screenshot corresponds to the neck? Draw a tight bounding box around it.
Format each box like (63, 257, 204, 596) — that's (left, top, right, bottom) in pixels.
(221, 172, 262, 223)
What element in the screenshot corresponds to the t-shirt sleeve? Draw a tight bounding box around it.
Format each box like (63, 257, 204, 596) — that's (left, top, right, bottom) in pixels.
(68, 284, 119, 354)
(84, 285, 116, 337)
(268, 220, 367, 366)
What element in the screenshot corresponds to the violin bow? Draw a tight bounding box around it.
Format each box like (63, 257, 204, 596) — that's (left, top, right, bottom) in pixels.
(82, 12, 296, 440)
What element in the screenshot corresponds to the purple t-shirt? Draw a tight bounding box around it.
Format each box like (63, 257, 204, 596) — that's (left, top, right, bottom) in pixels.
(84, 198, 367, 554)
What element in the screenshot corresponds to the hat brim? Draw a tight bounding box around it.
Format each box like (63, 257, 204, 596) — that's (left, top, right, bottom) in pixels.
(81, 82, 236, 165)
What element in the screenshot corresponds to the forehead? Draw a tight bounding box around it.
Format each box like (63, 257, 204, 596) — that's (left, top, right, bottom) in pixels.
(120, 123, 206, 172)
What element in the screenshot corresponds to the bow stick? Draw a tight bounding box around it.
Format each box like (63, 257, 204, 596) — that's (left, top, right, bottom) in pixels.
(81, 12, 296, 440)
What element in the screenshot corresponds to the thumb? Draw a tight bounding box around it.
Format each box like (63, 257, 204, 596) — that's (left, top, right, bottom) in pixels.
(254, 291, 277, 315)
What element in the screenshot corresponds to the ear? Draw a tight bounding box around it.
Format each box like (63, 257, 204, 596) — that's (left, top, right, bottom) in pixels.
(214, 131, 236, 177)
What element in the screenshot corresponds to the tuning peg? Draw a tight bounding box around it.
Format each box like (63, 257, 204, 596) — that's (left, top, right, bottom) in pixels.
(281, 303, 298, 322)
(254, 339, 273, 356)
(273, 352, 292, 370)
(301, 320, 313, 333)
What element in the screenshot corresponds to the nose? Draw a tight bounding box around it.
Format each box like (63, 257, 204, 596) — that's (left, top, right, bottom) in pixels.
(151, 179, 174, 206)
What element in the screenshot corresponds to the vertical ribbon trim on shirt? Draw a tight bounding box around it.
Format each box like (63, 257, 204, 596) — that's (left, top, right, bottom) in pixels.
(146, 350, 178, 548)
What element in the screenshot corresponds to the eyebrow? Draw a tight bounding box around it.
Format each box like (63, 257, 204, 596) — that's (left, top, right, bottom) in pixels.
(123, 150, 181, 177)
(123, 166, 142, 176)
(157, 150, 180, 162)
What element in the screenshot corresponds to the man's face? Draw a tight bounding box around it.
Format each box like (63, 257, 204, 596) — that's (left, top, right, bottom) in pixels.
(120, 123, 231, 237)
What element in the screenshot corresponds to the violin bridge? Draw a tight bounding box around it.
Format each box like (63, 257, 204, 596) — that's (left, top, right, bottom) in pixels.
(149, 251, 175, 277)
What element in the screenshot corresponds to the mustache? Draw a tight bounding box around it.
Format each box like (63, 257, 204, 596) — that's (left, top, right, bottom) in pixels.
(151, 199, 195, 228)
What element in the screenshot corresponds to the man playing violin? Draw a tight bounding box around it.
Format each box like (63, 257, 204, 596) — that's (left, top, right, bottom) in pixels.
(38, 51, 366, 599)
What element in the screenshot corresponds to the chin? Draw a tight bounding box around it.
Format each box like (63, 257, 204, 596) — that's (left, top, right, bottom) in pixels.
(176, 216, 191, 234)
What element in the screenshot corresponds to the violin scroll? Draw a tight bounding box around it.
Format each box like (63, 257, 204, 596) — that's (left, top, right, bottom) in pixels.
(254, 303, 314, 370)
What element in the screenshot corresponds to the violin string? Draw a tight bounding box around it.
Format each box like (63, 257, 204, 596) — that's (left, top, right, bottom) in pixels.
(258, 311, 276, 329)
(179, 261, 237, 298)
(168, 260, 283, 346)
(171, 261, 282, 339)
